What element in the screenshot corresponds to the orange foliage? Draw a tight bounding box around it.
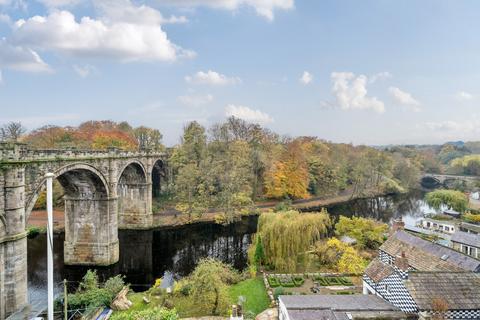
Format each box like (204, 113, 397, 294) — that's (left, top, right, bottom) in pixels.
(24, 121, 139, 150)
(264, 139, 310, 199)
(91, 130, 137, 150)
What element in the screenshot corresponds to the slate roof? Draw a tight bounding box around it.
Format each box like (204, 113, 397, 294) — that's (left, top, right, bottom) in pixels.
(287, 309, 348, 320)
(405, 272, 480, 310)
(279, 294, 400, 311)
(451, 231, 480, 248)
(364, 258, 395, 282)
(380, 230, 480, 272)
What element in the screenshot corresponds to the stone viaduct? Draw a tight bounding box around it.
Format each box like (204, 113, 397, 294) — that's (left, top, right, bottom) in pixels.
(0, 143, 168, 318)
(420, 173, 480, 189)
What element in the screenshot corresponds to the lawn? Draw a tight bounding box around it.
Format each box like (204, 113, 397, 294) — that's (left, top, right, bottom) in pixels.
(229, 277, 270, 316)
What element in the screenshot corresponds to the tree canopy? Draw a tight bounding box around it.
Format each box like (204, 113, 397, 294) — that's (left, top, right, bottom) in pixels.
(257, 210, 332, 272)
(335, 216, 388, 249)
(425, 189, 468, 212)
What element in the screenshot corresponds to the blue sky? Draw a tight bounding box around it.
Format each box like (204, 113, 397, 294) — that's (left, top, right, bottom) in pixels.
(0, 0, 479, 146)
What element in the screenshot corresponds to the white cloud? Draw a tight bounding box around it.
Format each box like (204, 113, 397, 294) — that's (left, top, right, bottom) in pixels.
(299, 71, 312, 85)
(73, 64, 96, 78)
(425, 120, 462, 132)
(0, 70, 3, 84)
(369, 71, 391, 83)
(95, 0, 188, 25)
(388, 86, 421, 112)
(154, 0, 294, 21)
(225, 104, 273, 124)
(185, 70, 241, 86)
(0, 13, 11, 25)
(178, 93, 213, 106)
(10, 6, 194, 62)
(0, 38, 51, 72)
(36, 0, 81, 8)
(424, 119, 480, 138)
(455, 91, 474, 101)
(331, 72, 385, 113)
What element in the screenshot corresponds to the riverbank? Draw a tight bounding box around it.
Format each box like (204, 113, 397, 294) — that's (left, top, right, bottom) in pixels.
(26, 189, 395, 232)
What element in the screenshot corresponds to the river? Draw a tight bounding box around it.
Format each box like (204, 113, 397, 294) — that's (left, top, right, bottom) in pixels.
(26, 190, 433, 312)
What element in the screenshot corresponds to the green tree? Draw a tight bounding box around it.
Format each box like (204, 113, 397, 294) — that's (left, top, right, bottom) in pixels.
(425, 189, 468, 212)
(189, 259, 237, 315)
(133, 126, 164, 151)
(257, 210, 331, 272)
(335, 216, 388, 249)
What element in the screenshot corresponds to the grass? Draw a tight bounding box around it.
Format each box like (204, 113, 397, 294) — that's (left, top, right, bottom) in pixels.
(229, 278, 270, 316)
(111, 291, 196, 318)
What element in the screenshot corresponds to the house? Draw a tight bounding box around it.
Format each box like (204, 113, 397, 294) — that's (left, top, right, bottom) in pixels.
(362, 230, 480, 318)
(418, 217, 456, 234)
(406, 272, 480, 319)
(375, 230, 480, 272)
(458, 221, 480, 235)
(451, 231, 480, 259)
(278, 294, 407, 320)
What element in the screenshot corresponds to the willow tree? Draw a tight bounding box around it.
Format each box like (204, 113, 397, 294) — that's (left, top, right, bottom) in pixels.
(257, 209, 332, 272)
(425, 189, 468, 212)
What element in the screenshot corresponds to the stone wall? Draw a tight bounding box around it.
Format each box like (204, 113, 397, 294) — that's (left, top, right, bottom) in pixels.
(0, 143, 167, 317)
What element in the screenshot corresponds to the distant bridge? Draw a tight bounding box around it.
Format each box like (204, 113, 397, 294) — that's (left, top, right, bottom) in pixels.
(0, 143, 168, 318)
(420, 173, 480, 189)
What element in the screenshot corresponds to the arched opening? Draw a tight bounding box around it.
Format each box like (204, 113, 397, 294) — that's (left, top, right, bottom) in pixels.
(152, 159, 169, 214)
(117, 162, 150, 228)
(27, 165, 118, 266)
(421, 176, 441, 189)
(152, 159, 165, 199)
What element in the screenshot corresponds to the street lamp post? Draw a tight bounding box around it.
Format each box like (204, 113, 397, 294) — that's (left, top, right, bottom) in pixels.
(45, 173, 55, 320)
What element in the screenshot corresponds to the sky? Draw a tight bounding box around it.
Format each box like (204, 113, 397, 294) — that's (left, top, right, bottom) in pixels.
(0, 0, 479, 146)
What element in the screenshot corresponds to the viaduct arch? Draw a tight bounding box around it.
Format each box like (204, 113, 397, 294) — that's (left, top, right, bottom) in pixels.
(0, 143, 167, 318)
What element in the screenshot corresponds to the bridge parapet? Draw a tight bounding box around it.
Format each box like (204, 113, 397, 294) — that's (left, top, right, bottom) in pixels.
(0, 143, 165, 163)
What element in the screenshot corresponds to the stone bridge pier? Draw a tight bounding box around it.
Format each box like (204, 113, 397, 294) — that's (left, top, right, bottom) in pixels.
(0, 143, 167, 318)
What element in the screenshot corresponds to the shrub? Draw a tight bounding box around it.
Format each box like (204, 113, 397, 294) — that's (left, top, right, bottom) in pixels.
(268, 276, 280, 288)
(27, 226, 42, 238)
(292, 276, 305, 287)
(273, 287, 285, 300)
(67, 288, 112, 309)
(104, 275, 126, 298)
(79, 270, 99, 292)
(339, 277, 353, 286)
(279, 278, 295, 287)
(111, 307, 178, 320)
(335, 291, 355, 295)
(463, 212, 480, 224)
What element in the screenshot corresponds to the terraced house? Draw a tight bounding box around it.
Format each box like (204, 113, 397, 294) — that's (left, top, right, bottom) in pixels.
(362, 230, 480, 319)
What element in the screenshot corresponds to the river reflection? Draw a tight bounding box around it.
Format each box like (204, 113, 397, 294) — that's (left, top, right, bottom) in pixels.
(27, 191, 434, 312)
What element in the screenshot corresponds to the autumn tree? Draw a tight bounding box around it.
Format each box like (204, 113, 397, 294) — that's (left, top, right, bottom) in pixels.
(264, 139, 310, 199)
(310, 238, 367, 274)
(24, 125, 78, 148)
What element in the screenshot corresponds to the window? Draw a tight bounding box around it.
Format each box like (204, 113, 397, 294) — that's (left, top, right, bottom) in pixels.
(445, 226, 449, 232)
(462, 245, 474, 256)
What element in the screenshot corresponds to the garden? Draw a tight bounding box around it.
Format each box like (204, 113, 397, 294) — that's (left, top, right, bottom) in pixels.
(265, 273, 360, 296)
